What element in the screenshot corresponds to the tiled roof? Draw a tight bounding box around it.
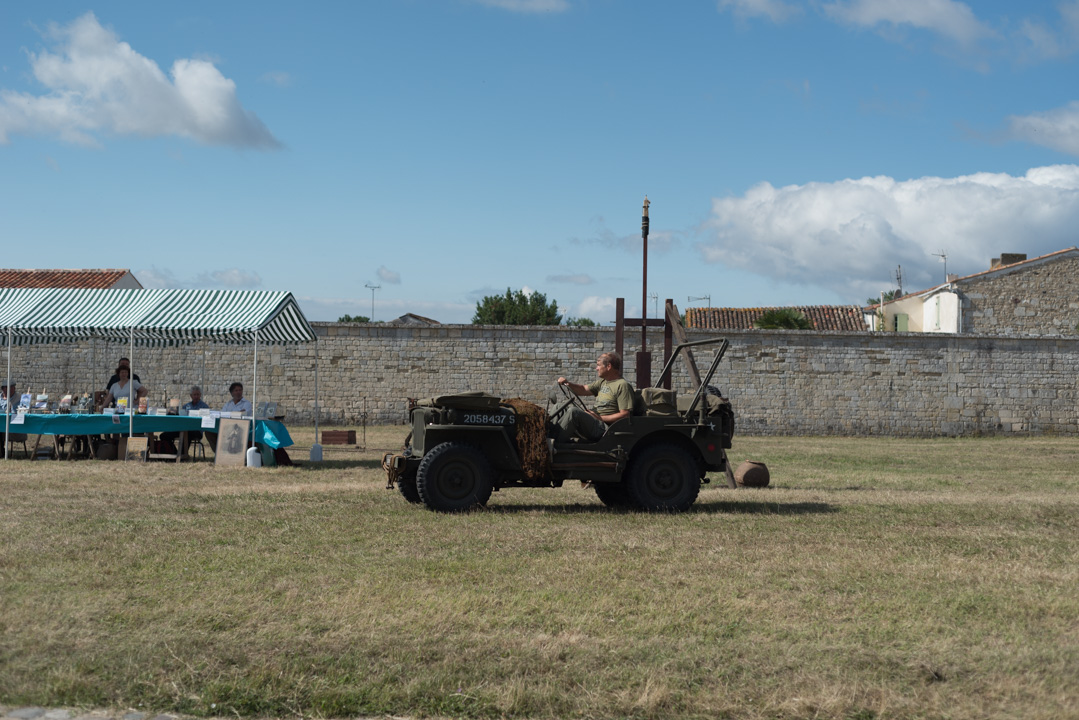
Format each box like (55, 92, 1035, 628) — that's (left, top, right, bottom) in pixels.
(685, 305, 868, 331)
(391, 313, 441, 325)
(0, 269, 137, 289)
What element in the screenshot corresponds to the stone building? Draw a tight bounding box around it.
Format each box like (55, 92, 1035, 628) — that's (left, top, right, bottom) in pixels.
(867, 247, 1079, 336)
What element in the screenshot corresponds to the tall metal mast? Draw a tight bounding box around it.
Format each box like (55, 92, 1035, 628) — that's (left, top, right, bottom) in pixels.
(637, 196, 651, 388)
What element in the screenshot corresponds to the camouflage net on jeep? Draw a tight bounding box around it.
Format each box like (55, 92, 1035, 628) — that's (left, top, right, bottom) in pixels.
(502, 398, 551, 481)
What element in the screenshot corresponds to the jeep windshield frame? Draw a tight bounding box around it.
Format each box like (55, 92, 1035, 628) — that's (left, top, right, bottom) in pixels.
(653, 337, 730, 419)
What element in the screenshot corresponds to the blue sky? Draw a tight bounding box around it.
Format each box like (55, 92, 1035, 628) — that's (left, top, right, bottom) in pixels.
(3, 0, 1079, 324)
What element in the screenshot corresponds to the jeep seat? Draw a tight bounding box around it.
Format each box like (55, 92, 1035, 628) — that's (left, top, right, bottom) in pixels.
(634, 387, 678, 417)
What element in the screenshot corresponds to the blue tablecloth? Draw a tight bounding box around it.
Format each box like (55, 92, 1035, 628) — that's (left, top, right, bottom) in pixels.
(3, 414, 293, 449)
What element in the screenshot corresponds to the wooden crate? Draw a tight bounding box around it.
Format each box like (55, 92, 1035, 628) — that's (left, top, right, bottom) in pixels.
(321, 430, 356, 445)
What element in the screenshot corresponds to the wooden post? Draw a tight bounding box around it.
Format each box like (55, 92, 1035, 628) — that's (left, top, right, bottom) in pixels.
(662, 298, 673, 390)
(615, 298, 625, 361)
(637, 197, 651, 389)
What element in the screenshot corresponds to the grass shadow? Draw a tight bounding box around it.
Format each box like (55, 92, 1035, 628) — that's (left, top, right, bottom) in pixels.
(296, 459, 384, 470)
(694, 500, 838, 515)
(478, 500, 838, 515)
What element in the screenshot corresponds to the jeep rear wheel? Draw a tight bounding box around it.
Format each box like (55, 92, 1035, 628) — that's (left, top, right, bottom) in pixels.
(625, 443, 700, 512)
(416, 442, 494, 512)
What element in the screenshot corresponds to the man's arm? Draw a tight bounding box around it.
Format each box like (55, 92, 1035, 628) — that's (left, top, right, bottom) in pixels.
(597, 408, 630, 424)
(557, 377, 594, 397)
(598, 382, 634, 424)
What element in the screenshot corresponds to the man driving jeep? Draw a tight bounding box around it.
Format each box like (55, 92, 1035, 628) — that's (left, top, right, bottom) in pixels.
(555, 351, 634, 442)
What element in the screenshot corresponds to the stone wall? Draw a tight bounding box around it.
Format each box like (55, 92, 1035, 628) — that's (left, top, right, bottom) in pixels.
(3, 324, 1077, 436)
(961, 254, 1079, 336)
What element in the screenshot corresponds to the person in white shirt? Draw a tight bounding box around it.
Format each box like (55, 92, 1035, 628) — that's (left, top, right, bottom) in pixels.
(222, 382, 253, 415)
(207, 381, 252, 453)
(103, 366, 148, 408)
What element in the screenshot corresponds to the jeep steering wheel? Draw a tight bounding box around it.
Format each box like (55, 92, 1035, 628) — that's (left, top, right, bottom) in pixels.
(550, 380, 590, 421)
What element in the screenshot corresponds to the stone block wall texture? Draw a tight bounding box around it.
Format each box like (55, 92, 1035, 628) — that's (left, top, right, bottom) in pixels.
(3, 324, 1077, 436)
(961, 254, 1079, 336)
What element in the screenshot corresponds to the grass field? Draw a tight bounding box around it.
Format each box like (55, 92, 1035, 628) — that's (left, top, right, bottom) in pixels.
(1, 427, 1077, 720)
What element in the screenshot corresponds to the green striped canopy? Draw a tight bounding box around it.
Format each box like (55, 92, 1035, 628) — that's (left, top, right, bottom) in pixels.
(0, 288, 316, 345)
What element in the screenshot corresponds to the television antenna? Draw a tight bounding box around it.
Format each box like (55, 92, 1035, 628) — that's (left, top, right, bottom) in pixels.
(364, 283, 381, 321)
(687, 295, 711, 307)
(648, 292, 658, 319)
(895, 265, 903, 296)
(932, 250, 947, 282)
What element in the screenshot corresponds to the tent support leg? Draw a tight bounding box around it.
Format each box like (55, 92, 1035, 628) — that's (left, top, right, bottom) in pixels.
(5, 329, 11, 461)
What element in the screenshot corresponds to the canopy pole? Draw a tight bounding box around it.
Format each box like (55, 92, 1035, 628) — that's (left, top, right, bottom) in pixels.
(310, 339, 322, 462)
(251, 329, 258, 450)
(128, 327, 134, 440)
(5, 329, 11, 461)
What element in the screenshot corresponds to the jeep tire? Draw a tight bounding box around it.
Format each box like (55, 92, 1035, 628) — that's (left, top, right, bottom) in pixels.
(416, 442, 494, 512)
(593, 481, 633, 508)
(397, 475, 421, 504)
(625, 443, 700, 512)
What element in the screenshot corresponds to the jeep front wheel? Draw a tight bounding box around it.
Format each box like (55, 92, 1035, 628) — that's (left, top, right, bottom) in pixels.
(398, 474, 421, 504)
(625, 443, 700, 512)
(416, 442, 494, 512)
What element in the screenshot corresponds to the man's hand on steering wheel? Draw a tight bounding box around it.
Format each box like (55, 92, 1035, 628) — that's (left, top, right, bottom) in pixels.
(557, 379, 591, 413)
(548, 379, 590, 422)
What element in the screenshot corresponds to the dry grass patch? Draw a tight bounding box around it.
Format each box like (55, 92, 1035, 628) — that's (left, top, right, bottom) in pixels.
(0, 432, 1077, 719)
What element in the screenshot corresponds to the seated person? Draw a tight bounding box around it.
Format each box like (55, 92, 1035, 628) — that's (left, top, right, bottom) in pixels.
(102, 366, 147, 409)
(161, 385, 210, 453)
(0, 380, 13, 413)
(104, 357, 141, 391)
(207, 382, 252, 451)
(223, 382, 253, 415)
(0, 380, 28, 456)
(554, 351, 633, 442)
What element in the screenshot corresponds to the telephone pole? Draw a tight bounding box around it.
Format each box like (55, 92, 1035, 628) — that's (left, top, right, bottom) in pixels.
(364, 283, 380, 321)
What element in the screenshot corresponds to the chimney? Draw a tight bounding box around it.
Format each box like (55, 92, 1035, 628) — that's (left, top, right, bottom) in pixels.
(999, 253, 1027, 266)
(947, 273, 958, 283)
(990, 257, 1001, 269)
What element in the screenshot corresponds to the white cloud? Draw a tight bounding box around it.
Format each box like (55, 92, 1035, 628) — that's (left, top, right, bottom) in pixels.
(134, 266, 179, 288)
(547, 273, 594, 285)
(567, 224, 679, 254)
(137, 266, 261, 289)
(699, 166, 1079, 301)
(0, 12, 279, 148)
(377, 266, 402, 284)
(196, 269, 262, 288)
(1007, 102, 1079, 155)
(472, 0, 569, 13)
(296, 295, 473, 323)
(576, 296, 619, 323)
(822, 0, 994, 46)
(1017, 1, 1079, 60)
(259, 71, 292, 87)
(717, 0, 802, 23)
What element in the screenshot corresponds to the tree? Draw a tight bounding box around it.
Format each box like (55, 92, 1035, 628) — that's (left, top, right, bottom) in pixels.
(472, 288, 562, 325)
(866, 290, 897, 306)
(564, 316, 597, 327)
(754, 308, 813, 330)
(337, 314, 370, 323)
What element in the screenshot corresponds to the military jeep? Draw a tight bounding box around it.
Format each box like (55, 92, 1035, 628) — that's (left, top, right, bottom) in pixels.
(382, 338, 735, 512)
